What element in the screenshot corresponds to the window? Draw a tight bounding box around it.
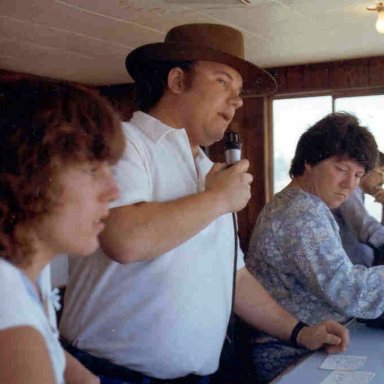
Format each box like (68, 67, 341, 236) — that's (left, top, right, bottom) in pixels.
(273, 96, 332, 194)
(273, 93, 384, 221)
(335, 95, 384, 221)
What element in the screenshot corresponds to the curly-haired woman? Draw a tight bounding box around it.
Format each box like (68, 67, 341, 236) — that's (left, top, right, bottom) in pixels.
(0, 78, 125, 383)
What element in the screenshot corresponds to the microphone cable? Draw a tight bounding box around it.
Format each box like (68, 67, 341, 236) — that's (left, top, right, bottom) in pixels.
(223, 130, 242, 347)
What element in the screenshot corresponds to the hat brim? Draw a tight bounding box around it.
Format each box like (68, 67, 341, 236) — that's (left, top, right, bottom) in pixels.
(126, 42, 277, 97)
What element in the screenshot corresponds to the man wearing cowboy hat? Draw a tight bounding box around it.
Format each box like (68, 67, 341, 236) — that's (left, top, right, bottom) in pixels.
(60, 24, 348, 383)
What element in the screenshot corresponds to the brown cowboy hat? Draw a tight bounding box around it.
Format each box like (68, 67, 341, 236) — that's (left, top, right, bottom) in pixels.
(125, 23, 277, 97)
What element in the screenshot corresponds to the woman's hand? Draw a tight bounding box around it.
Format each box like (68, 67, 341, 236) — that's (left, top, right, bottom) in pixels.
(296, 319, 349, 353)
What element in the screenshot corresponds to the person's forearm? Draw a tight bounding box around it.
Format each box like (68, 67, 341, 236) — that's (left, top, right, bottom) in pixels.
(100, 160, 251, 263)
(234, 269, 349, 353)
(64, 351, 99, 384)
(100, 191, 224, 263)
(234, 268, 297, 341)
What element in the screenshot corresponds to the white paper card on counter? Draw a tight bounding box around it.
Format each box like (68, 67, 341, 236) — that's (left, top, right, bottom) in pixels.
(319, 355, 367, 371)
(319, 371, 375, 384)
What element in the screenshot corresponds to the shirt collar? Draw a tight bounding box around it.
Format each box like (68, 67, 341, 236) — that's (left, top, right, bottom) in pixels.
(130, 111, 213, 174)
(195, 147, 213, 175)
(130, 111, 183, 143)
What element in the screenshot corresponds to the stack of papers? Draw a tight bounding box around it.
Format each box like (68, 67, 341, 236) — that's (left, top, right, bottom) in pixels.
(319, 355, 375, 384)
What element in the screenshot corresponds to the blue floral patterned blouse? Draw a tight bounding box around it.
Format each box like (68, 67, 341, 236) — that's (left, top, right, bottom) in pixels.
(247, 186, 384, 326)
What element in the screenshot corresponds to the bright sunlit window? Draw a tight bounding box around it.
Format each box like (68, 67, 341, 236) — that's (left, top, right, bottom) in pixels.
(335, 95, 384, 221)
(273, 96, 332, 194)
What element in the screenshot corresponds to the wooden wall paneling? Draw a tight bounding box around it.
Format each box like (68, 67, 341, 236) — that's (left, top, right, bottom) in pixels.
(303, 63, 329, 90)
(269, 56, 384, 96)
(329, 59, 369, 90)
(286, 66, 305, 93)
(263, 96, 274, 202)
(268, 67, 287, 94)
(0, 69, 27, 82)
(98, 83, 137, 122)
(242, 97, 266, 250)
(369, 57, 384, 86)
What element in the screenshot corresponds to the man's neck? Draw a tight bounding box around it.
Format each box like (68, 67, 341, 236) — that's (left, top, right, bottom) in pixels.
(148, 104, 181, 130)
(147, 107, 199, 158)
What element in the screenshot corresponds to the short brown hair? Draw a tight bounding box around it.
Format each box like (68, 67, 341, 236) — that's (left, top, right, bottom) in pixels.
(134, 60, 194, 112)
(289, 112, 378, 178)
(0, 78, 125, 265)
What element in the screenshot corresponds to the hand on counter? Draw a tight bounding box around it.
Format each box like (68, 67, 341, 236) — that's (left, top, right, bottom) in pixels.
(297, 319, 350, 353)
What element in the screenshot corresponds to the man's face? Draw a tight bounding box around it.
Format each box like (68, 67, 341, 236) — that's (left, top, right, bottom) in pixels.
(303, 156, 365, 209)
(360, 165, 384, 196)
(177, 60, 243, 148)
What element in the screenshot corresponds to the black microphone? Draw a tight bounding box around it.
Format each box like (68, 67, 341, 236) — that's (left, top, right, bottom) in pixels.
(224, 130, 242, 165)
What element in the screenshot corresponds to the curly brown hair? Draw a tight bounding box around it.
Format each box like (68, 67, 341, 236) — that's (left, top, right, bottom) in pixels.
(0, 78, 125, 266)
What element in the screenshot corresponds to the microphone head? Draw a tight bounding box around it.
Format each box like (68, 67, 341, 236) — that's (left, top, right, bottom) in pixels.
(224, 130, 241, 164)
(224, 131, 241, 150)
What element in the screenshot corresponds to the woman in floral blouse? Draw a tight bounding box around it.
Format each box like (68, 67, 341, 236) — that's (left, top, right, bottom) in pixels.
(246, 112, 384, 383)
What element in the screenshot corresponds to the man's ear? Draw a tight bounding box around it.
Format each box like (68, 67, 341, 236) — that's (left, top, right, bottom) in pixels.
(167, 67, 186, 94)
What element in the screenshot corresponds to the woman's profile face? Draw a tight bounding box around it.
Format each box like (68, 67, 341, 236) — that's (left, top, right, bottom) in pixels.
(35, 161, 120, 259)
(303, 156, 365, 209)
